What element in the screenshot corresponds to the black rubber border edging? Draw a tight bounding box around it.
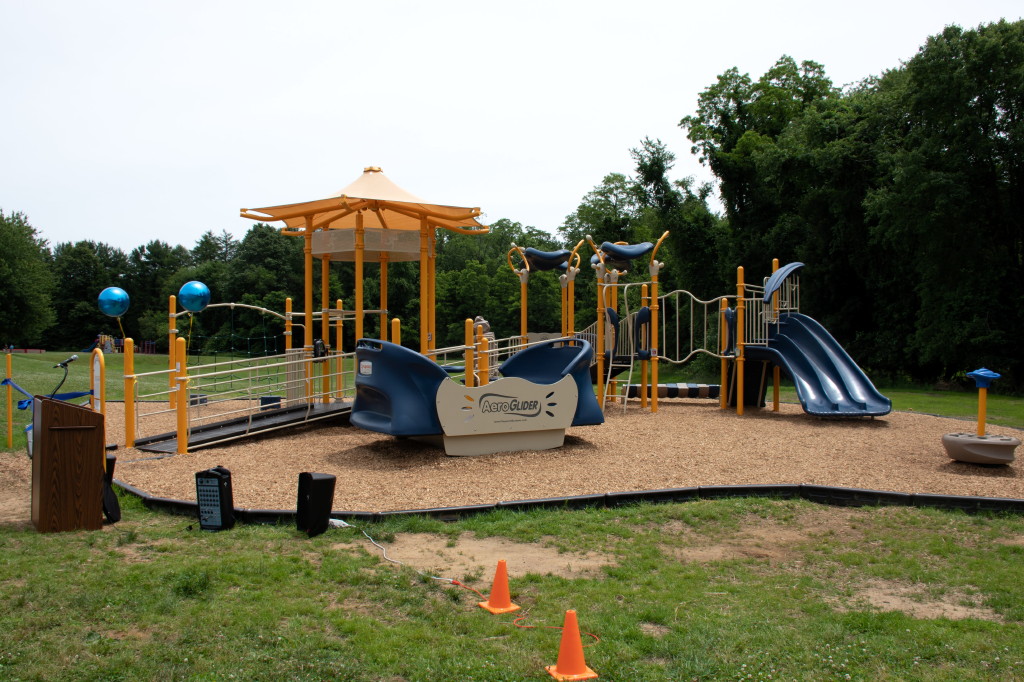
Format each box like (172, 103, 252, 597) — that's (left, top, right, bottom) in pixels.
(113, 480, 1024, 525)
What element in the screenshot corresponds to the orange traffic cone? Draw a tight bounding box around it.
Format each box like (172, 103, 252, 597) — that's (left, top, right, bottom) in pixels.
(546, 609, 598, 680)
(478, 559, 520, 614)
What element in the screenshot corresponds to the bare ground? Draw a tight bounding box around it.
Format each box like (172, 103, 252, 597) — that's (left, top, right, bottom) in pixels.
(2, 400, 1021, 525)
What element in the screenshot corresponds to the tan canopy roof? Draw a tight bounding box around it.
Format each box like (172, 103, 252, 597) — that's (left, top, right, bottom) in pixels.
(240, 166, 488, 234)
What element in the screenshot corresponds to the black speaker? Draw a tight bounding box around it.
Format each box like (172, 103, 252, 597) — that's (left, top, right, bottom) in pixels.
(296, 472, 336, 537)
(195, 466, 235, 531)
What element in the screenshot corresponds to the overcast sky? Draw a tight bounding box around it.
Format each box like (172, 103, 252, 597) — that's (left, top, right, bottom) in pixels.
(2, 1, 1021, 253)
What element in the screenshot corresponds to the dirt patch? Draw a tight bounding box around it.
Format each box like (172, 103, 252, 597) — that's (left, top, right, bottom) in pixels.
(663, 507, 864, 564)
(348, 532, 615, 581)
(832, 580, 1003, 622)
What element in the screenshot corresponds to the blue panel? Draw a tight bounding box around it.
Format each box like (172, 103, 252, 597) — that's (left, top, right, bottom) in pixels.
(499, 337, 604, 426)
(350, 339, 449, 436)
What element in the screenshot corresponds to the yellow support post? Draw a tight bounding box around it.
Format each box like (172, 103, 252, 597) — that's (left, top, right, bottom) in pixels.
(355, 212, 365, 344)
(321, 255, 331, 403)
(124, 338, 135, 448)
(428, 230, 437, 352)
(736, 266, 746, 416)
(977, 387, 988, 437)
(520, 271, 529, 344)
(303, 217, 314, 350)
(419, 220, 429, 354)
(175, 337, 188, 454)
(5, 351, 12, 449)
(479, 335, 490, 386)
(285, 297, 293, 351)
(168, 295, 177, 409)
(464, 319, 476, 388)
(391, 318, 401, 347)
(772, 258, 780, 412)
(380, 255, 389, 341)
(648, 230, 669, 414)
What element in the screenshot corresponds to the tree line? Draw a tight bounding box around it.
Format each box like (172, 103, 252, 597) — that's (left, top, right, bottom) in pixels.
(3, 20, 1021, 388)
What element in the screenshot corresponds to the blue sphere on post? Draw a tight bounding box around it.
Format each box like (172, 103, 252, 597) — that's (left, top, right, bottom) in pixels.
(98, 287, 130, 317)
(178, 281, 211, 313)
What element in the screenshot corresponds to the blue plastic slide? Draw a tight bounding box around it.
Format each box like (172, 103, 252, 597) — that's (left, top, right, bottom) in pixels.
(746, 313, 891, 418)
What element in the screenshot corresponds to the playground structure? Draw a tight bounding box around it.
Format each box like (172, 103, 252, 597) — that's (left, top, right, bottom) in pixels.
(101, 167, 890, 458)
(561, 242, 891, 418)
(121, 167, 588, 456)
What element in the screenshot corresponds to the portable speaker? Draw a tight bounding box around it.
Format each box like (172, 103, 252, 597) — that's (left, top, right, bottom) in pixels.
(195, 466, 235, 531)
(296, 472, 336, 537)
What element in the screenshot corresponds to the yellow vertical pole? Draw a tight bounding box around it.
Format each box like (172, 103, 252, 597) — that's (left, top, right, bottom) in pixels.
(560, 280, 567, 337)
(175, 337, 188, 455)
(419, 219, 429, 354)
(772, 258, 780, 412)
(168, 295, 177, 409)
(567, 275, 575, 335)
(303, 217, 314, 351)
(391, 318, 401, 347)
(355, 213, 365, 344)
(651, 270, 661, 414)
(124, 338, 135, 448)
(285, 297, 293, 351)
(464, 318, 476, 388)
(479, 335, 490, 386)
(428, 230, 437, 352)
(379, 255, 389, 341)
(5, 351, 12, 449)
(977, 387, 988, 437)
(520, 272, 529, 344)
(321, 254, 331, 402)
(719, 299, 728, 410)
(321, 255, 331, 344)
(335, 298, 344, 398)
(736, 266, 746, 416)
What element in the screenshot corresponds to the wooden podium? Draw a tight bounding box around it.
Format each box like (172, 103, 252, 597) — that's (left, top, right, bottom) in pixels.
(31, 396, 104, 532)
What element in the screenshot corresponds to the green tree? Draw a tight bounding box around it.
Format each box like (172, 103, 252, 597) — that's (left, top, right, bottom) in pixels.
(50, 240, 129, 348)
(865, 20, 1024, 383)
(0, 210, 55, 347)
(681, 56, 838, 268)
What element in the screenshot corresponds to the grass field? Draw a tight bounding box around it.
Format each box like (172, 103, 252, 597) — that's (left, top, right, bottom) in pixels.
(1, 496, 1023, 680)
(3, 351, 1024, 679)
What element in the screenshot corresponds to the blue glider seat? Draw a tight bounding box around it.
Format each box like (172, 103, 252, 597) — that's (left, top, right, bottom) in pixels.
(591, 241, 654, 271)
(499, 337, 605, 427)
(522, 248, 571, 272)
(351, 339, 449, 437)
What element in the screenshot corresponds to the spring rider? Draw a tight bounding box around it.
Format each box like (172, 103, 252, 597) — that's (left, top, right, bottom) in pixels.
(941, 368, 1020, 465)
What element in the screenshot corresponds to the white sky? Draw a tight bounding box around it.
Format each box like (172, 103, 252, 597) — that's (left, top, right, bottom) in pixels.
(2, 1, 1021, 253)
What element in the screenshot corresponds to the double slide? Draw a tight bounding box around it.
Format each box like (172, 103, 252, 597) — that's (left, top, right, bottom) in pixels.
(746, 312, 891, 418)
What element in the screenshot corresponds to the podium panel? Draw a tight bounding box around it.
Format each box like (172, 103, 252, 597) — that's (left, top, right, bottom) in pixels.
(31, 397, 104, 532)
